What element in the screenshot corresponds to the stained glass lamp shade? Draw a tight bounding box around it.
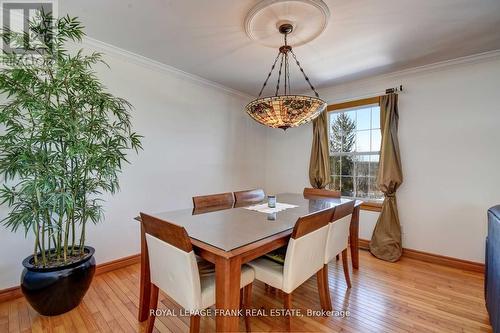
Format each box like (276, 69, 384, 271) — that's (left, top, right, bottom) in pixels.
(246, 95, 325, 130)
(245, 24, 326, 130)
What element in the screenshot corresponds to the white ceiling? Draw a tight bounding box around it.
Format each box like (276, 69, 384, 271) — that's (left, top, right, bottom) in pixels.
(60, 0, 500, 96)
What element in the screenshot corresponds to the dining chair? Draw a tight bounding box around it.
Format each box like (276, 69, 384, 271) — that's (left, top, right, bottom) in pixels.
(320, 200, 355, 310)
(192, 192, 234, 210)
(303, 187, 343, 260)
(233, 189, 265, 206)
(247, 207, 335, 330)
(303, 187, 341, 198)
(140, 213, 254, 333)
(262, 187, 341, 286)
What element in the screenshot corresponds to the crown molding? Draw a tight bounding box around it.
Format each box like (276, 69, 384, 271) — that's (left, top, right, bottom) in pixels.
(373, 49, 500, 81)
(319, 49, 500, 96)
(82, 36, 500, 102)
(82, 37, 254, 100)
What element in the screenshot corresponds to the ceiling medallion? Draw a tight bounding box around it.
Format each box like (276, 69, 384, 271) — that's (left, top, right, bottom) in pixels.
(244, 0, 330, 48)
(245, 22, 327, 130)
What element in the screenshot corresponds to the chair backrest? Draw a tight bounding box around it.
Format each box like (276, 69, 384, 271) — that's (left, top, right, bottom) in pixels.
(324, 201, 355, 264)
(192, 192, 234, 209)
(282, 208, 334, 293)
(233, 189, 265, 206)
(140, 213, 202, 311)
(303, 187, 341, 198)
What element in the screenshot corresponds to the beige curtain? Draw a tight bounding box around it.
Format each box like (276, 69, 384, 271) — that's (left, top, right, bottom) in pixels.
(309, 110, 330, 189)
(369, 94, 403, 262)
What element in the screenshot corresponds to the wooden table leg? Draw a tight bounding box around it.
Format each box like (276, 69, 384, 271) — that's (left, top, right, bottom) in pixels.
(350, 206, 360, 269)
(138, 223, 151, 322)
(215, 256, 242, 332)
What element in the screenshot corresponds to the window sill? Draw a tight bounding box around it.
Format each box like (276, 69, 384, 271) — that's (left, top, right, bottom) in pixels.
(359, 200, 383, 212)
(342, 197, 383, 212)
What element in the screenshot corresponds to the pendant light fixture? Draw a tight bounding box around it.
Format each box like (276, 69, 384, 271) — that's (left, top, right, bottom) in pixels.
(245, 23, 326, 130)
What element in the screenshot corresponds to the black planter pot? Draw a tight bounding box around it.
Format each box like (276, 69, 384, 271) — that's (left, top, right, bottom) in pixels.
(21, 246, 96, 316)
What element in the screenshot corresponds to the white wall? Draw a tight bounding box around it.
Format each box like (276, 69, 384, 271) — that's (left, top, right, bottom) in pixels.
(0, 42, 266, 289)
(265, 54, 500, 263)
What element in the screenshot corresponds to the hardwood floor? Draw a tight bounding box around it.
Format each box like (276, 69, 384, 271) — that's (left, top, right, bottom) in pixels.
(1, 250, 491, 332)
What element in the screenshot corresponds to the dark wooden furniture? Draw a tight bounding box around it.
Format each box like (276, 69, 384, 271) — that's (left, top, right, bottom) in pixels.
(486, 205, 500, 333)
(233, 189, 266, 207)
(192, 192, 234, 210)
(137, 193, 361, 332)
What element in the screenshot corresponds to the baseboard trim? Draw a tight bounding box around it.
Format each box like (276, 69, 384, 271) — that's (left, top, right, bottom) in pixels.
(1, 241, 485, 303)
(95, 253, 141, 275)
(358, 238, 484, 273)
(0, 286, 23, 304)
(0, 253, 140, 303)
(358, 238, 370, 250)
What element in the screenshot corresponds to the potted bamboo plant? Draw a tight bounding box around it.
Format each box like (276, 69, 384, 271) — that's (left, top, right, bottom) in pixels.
(0, 11, 142, 315)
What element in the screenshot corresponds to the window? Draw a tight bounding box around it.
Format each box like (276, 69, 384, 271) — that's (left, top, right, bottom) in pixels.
(327, 98, 383, 200)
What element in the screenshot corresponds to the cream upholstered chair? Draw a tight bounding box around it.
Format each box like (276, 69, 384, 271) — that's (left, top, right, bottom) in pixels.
(247, 208, 334, 329)
(264, 188, 341, 265)
(303, 187, 342, 262)
(233, 189, 265, 207)
(140, 213, 254, 333)
(324, 201, 355, 286)
(319, 201, 355, 310)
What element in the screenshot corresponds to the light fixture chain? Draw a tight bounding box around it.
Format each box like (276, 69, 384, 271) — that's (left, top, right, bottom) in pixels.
(286, 53, 291, 94)
(275, 53, 284, 97)
(290, 49, 320, 98)
(283, 52, 287, 94)
(257, 51, 282, 98)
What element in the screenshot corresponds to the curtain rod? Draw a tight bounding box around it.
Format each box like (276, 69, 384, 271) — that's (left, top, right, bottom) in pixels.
(385, 85, 403, 94)
(327, 85, 404, 105)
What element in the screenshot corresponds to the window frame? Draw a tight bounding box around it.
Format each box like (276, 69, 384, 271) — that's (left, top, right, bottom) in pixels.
(327, 96, 384, 210)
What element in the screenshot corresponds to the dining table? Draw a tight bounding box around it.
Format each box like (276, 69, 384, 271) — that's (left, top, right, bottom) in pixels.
(136, 193, 362, 332)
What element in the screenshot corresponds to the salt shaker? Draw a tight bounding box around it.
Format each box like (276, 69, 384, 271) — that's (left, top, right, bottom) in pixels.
(268, 195, 276, 208)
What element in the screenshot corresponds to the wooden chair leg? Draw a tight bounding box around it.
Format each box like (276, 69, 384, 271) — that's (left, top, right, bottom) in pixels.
(342, 249, 352, 288)
(145, 284, 159, 333)
(316, 267, 326, 310)
(243, 283, 253, 332)
(189, 315, 200, 333)
(316, 264, 332, 312)
(283, 292, 292, 332)
(323, 264, 333, 311)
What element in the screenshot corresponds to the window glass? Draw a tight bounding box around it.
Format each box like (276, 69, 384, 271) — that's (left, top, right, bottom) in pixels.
(328, 104, 383, 200)
(356, 107, 371, 130)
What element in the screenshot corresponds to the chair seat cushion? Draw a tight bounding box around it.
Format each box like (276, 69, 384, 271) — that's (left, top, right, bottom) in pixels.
(200, 264, 255, 309)
(247, 257, 284, 290)
(263, 246, 286, 265)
